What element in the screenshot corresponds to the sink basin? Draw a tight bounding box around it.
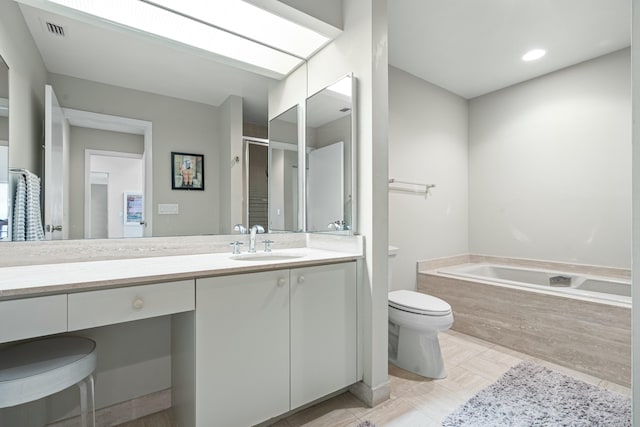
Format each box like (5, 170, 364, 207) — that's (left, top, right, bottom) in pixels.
(230, 252, 305, 262)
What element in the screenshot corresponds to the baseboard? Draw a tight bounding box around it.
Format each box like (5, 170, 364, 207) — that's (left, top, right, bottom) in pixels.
(349, 380, 390, 408)
(46, 388, 171, 427)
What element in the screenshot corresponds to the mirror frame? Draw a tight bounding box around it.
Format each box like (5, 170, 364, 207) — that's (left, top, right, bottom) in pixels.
(0, 54, 9, 241)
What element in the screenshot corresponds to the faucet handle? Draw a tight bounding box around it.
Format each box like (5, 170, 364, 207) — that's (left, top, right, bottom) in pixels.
(262, 239, 274, 253)
(229, 241, 244, 254)
(327, 220, 344, 231)
(234, 224, 247, 234)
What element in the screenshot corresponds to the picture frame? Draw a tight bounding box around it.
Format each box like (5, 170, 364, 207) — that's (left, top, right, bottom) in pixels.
(171, 152, 204, 190)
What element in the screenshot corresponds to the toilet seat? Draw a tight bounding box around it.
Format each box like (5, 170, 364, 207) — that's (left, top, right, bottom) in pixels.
(388, 290, 451, 316)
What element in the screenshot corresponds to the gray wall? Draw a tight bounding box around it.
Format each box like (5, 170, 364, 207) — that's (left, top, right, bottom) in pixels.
(469, 49, 631, 268)
(388, 66, 469, 291)
(0, 0, 47, 174)
(49, 73, 225, 237)
(217, 95, 243, 234)
(0, 117, 7, 141)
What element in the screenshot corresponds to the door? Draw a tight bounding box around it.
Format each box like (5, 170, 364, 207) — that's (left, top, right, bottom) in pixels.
(44, 85, 68, 240)
(307, 141, 344, 231)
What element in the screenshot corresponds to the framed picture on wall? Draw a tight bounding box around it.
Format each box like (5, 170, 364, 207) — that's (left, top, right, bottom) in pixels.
(171, 152, 204, 190)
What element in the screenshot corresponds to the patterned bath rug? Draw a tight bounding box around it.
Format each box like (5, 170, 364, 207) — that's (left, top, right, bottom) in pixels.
(442, 361, 631, 427)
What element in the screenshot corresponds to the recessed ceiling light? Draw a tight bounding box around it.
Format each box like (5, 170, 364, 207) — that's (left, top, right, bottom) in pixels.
(522, 49, 546, 62)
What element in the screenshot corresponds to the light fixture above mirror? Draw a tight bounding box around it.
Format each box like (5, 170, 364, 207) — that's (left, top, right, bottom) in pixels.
(16, 0, 341, 78)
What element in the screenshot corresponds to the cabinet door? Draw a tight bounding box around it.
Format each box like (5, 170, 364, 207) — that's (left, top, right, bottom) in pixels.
(290, 262, 357, 409)
(196, 271, 290, 427)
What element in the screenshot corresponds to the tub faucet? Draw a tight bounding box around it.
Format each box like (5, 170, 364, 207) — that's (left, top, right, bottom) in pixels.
(249, 224, 265, 253)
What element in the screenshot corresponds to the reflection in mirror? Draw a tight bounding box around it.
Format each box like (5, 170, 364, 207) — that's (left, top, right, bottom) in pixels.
(269, 105, 299, 232)
(0, 55, 8, 241)
(305, 74, 354, 233)
(245, 138, 269, 228)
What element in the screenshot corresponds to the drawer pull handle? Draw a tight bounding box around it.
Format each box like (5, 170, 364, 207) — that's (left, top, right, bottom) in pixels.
(132, 298, 144, 310)
(277, 278, 285, 288)
(297, 275, 305, 284)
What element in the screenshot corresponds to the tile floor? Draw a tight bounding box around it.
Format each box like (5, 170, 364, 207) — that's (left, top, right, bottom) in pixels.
(120, 330, 631, 427)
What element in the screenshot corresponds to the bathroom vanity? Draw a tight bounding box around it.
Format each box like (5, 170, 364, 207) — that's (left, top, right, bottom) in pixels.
(0, 234, 363, 426)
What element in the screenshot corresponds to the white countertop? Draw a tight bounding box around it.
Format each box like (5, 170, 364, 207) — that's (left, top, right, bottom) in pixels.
(0, 246, 362, 299)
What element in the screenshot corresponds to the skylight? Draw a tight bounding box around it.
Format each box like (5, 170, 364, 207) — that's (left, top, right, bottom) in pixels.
(147, 0, 331, 59)
(46, 0, 333, 77)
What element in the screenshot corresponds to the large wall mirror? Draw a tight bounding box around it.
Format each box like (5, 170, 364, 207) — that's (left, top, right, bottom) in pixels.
(0, 55, 8, 241)
(268, 105, 300, 232)
(2, 2, 285, 241)
(305, 74, 355, 233)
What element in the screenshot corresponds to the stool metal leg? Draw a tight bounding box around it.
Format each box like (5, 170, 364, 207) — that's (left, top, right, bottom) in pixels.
(77, 379, 88, 427)
(88, 374, 96, 427)
(76, 374, 96, 427)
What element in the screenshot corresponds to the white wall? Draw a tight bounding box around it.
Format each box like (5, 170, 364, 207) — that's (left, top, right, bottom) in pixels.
(388, 66, 469, 290)
(630, 0, 639, 420)
(268, 0, 390, 404)
(469, 49, 631, 268)
(308, 0, 389, 402)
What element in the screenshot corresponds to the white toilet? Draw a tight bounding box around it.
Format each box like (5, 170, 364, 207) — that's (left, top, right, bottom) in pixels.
(388, 246, 453, 379)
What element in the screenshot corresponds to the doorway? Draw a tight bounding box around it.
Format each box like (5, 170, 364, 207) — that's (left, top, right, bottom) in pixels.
(85, 150, 145, 238)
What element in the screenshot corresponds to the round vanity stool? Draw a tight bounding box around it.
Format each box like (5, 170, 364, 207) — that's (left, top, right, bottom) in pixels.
(0, 336, 97, 427)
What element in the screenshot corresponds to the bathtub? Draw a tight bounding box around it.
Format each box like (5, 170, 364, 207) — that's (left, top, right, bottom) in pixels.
(437, 263, 631, 306)
(418, 259, 632, 386)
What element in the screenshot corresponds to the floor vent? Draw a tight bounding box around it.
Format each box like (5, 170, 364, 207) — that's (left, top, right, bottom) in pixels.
(46, 22, 65, 36)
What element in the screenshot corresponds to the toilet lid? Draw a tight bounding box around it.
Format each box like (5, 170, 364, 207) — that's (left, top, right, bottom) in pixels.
(388, 290, 451, 316)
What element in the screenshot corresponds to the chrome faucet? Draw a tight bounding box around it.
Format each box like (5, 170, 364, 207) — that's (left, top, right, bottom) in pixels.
(249, 224, 265, 253)
(234, 224, 247, 234)
(327, 220, 345, 231)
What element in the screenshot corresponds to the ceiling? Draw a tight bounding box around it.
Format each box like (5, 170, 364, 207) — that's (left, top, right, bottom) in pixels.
(389, 0, 630, 99)
(17, 1, 631, 127)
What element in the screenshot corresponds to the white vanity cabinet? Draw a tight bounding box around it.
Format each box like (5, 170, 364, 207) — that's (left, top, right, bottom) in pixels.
(290, 263, 357, 409)
(193, 261, 357, 426)
(195, 270, 291, 427)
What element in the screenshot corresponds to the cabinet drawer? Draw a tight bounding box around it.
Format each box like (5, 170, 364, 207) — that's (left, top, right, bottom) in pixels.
(68, 280, 195, 330)
(0, 295, 67, 343)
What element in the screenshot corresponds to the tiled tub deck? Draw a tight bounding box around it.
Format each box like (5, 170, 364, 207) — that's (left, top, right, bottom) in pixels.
(417, 255, 631, 387)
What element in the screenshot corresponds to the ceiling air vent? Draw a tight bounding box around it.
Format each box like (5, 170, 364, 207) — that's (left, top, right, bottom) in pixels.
(45, 22, 65, 36)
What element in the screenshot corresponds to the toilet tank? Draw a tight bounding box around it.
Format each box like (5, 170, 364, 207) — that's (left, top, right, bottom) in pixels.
(388, 246, 399, 292)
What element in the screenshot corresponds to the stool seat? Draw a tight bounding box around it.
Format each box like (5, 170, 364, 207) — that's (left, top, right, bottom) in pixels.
(0, 336, 96, 409)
